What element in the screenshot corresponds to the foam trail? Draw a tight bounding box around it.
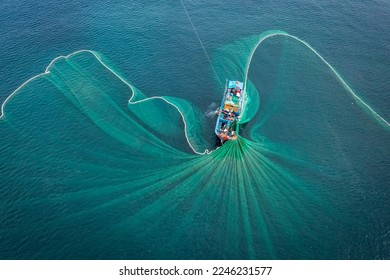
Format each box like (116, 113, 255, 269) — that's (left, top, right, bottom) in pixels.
(242, 31, 390, 129)
(0, 50, 212, 155)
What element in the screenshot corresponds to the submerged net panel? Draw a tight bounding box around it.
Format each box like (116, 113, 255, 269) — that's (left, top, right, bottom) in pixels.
(0, 31, 389, 259)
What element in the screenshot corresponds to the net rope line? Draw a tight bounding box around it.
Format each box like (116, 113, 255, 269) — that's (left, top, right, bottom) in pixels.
(242, 31, 390, 129)
(179, 0, 223, 89)
(0, 50, 213, 155)
(1, 32, 388, 154)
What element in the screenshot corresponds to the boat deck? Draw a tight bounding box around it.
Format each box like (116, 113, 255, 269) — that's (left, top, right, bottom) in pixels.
(214, 80, 244, 143)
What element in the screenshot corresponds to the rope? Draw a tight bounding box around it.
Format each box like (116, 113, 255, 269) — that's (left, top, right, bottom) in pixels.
(180, 0, 223, 89)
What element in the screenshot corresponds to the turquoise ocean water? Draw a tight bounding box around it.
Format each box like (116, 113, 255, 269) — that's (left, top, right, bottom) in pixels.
(0, 0, 389, 259)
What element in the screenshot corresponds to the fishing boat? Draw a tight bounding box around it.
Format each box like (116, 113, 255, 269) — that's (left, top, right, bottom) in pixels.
(215, 80, 244, 143)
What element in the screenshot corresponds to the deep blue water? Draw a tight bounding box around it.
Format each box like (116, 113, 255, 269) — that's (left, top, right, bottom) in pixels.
(0, 0, 389, 259)
(1, 0, 390, 117)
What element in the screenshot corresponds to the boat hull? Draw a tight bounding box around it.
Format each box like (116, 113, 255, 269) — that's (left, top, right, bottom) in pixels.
(215, 80, 244, 143)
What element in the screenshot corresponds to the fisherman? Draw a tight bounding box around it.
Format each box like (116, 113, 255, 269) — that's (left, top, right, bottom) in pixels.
(218, 130, 230, 144)
(222, 108, 229, 115)
(225, 112, 234, 121)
